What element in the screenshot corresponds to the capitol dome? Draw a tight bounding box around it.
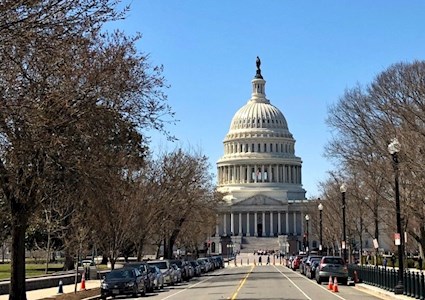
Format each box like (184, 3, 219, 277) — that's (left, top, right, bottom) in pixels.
(217, 58, 305, 202)
(210, 58, 308, 256)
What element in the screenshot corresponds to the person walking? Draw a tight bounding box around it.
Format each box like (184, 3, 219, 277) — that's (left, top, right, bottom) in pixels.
(258, 255, 262, 265)
(266, 255, 270, 265)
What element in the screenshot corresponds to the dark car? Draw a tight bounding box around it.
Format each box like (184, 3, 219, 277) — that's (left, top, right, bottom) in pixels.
(302, 255, 322, 276)
(124, 262, 154, 293)
(305, 258, 321, 279)
(100, 267, 145, 299)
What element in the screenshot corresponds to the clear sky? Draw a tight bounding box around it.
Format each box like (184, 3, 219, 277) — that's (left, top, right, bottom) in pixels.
(107, 0, 425, 198)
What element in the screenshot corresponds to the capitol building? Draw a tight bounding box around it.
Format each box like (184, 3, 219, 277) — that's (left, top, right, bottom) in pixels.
(210, 58, 309, 255)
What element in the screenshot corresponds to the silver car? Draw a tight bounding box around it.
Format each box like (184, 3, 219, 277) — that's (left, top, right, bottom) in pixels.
(147, 260, 176, 286)
(315, 256, 348, 285)
(149, 266, 164, 290)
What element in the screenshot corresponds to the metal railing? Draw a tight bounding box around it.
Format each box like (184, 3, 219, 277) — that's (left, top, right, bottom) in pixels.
(348, 264, 425, 299)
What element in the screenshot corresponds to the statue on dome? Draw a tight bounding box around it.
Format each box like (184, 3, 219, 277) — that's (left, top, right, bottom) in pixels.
(256, 56, 261, 70)
(255, 56, 263, 78)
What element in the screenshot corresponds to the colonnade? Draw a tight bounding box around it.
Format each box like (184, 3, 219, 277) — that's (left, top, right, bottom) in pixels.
(216, 211, 303, 237)
(217, 164, 301, 185)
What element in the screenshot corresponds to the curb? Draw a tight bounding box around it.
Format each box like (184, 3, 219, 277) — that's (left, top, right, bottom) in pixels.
(355, 283, 411, 300)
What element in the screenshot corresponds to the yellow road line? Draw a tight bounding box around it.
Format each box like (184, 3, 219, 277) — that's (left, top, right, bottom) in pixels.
(230, 265, 255, 300)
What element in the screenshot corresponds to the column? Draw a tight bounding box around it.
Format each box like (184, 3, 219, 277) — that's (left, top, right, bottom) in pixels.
(247, 212, 251, 236)
(293, 211, 297, 235)
(270, 212, 274, 236)
(215, 214, 219, 236)
(261, 165, 265, 182)
(254, 212, 258, 236)
(269, 164, 272, 182)
(240, 165, 243, 183)
(254, 165, 257, 183)
(278, 212, 281, 235)
(262, 212, 266, 235)
(223, 214, 227, 235)
(285, 211, 289, 235)
(239, 212, 242, 236)
(231, 213, 234, 235)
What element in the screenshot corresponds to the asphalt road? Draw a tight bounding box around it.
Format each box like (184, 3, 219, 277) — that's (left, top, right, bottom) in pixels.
(113, 265, 390, 300)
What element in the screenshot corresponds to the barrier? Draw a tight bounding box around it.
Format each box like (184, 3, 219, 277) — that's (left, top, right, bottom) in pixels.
(57, 280, 63, 294)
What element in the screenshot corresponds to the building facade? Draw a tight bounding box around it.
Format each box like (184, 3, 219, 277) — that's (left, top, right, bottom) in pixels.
(210, 59, 308, 255)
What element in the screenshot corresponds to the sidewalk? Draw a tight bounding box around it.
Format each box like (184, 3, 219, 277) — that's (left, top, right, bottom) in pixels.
(355, 283, 413, 300)
(0, 280, 101, 300)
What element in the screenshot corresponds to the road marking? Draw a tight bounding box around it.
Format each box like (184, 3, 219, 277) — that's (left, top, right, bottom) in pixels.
(160, 269, 226, 299)
(230, 265, 255, 300)
(273, 265, 348, 300)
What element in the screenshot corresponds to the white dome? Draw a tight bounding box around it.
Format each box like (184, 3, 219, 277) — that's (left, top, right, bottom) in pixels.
(229, 100, 288, 131)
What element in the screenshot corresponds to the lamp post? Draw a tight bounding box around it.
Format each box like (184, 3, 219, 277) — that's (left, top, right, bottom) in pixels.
(318, 202, 323, 254)
(388, 137, 404, 294)
(305, 214, 310, 255)
(340, 183, 347, 263)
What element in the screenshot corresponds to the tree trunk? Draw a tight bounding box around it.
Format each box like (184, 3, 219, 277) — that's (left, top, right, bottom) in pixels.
(45, 232, 51, 274)
(9, 212, 28, 300)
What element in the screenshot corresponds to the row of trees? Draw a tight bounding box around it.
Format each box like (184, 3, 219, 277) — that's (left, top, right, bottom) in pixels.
(306, 61, 425, 260)
(0, 1, 220, 299)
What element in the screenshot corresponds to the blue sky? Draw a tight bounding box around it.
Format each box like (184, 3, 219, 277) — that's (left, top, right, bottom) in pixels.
(108, 1, 425, 198)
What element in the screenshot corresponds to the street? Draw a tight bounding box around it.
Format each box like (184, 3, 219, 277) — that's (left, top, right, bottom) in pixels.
(116, 264, 389, 300)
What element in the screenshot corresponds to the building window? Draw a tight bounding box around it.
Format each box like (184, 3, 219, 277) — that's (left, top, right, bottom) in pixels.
(251, 144, 254, 152)
(270, 143, 273, 152)
(264, 143, 267, 152)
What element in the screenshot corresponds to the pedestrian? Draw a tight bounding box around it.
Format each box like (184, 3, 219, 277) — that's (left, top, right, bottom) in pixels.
(418, 256, 423, 271)
(383, 257, 387, 269)
(266, 255, 270, 265)
(258, 255, 262, 265)
(391, 254, 396, 268)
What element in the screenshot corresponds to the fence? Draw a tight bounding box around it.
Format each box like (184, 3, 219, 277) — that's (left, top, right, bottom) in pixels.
(348, 264, 425, 299)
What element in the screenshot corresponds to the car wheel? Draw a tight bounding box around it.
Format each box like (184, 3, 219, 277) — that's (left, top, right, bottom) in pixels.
(316, 276, 322, 284)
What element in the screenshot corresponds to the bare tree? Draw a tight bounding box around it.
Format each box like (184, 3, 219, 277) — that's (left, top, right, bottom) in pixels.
(0, 2, 174, 298)
(325, 61, 425, 259)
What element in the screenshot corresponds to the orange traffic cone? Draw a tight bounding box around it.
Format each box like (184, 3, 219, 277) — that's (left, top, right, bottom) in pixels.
(80, 271, 86, 290)
(328, 275, 333, 290)
(333, 277, 339, 292)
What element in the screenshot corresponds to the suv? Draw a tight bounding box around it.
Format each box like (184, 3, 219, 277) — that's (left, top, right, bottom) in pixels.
(315, 256, 348, 285)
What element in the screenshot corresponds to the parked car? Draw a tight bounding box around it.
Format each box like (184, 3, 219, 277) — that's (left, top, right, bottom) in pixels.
(171, 263, 182, 283)
(299, 257, 308, 274)
(315, 256, 348, 285)
(170, 260, 190, 281)
(197, 258, 209, 273)
(124, 262, 154, 293)
(302, 255, 322, 276)
(147, 260, 175, 286)
(305, 258, 321, 279)
(100, 267, 145, 299)
(213, 256, 224, 268)
(291, 255, 306, 270)
(189, 260, 202, 277)
(149, 266, 164, 290)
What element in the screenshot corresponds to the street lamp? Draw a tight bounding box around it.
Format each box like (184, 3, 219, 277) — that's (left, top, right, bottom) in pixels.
(305, 214, 310, 255)
(388, 137, 404, 295)
(340, 183, 347, 263)
(318, 201, 323, 254)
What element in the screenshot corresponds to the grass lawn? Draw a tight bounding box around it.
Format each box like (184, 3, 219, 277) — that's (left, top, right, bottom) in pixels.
(0, 263, 64, 280)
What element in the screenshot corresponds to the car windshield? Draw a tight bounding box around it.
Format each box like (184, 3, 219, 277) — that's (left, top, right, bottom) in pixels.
(171, 260, 183, 267)
(138, 264, 148, 272)
(148, 261, 168, 269)
(323, 257, 344, 265)
(107, 269, 134, 279)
